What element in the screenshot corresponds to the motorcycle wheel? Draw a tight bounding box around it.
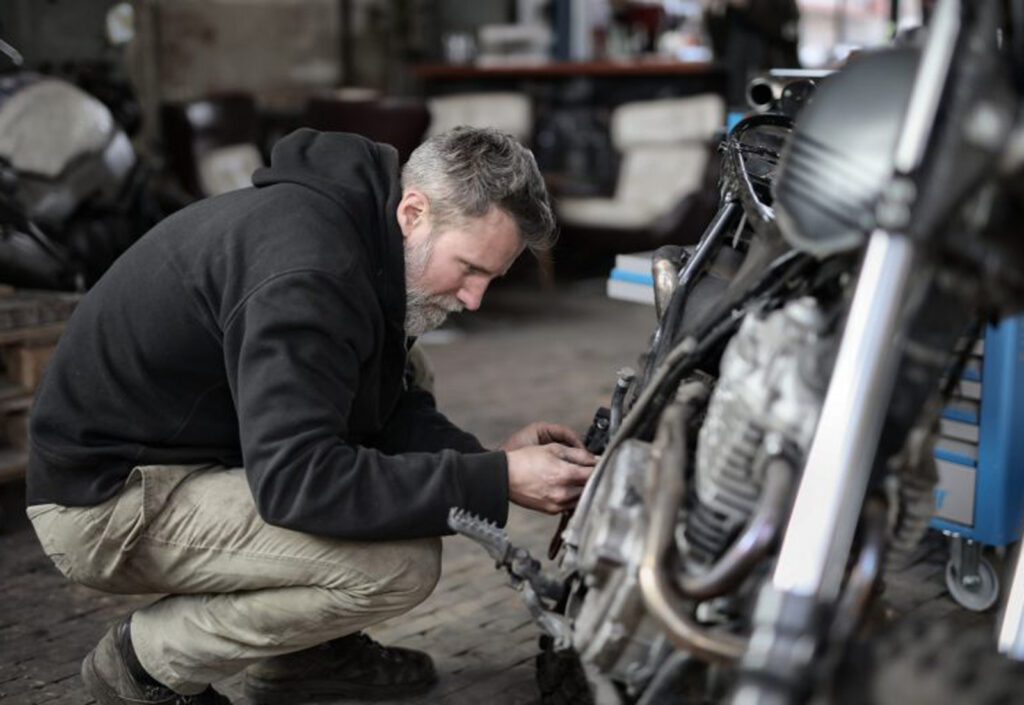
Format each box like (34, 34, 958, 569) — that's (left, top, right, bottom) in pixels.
(535, 635, 595, 705)
(833, 616, 1024, 705)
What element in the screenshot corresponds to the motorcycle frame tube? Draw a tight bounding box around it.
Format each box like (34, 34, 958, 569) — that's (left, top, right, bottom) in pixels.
(650, 200, 739, 371)
(677, 201, 740, 295)
(608, 367, 635, 437)
(633, 201, 739, 426)
(772, 230, 916, 600)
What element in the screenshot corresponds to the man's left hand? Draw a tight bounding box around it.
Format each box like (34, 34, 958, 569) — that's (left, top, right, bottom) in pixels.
(499, 422, 585, 452)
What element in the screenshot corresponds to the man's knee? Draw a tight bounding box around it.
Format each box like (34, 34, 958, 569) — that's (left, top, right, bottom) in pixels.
(332, 536, 441, 615)
(384, 537, 442, 608)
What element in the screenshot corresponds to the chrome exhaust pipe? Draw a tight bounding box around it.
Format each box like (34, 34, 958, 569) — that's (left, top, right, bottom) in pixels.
(675, 457, 794, 601)
(639, 382, 746, 663)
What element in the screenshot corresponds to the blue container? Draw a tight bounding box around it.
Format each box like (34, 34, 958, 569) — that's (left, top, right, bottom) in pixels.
(726, 110, 746, 133)
(931, 317, 1024, 547)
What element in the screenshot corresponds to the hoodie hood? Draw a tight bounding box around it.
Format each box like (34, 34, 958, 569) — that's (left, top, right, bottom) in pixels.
(252, 128, 406, 324)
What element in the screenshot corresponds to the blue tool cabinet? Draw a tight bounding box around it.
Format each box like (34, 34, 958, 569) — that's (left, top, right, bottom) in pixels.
(930, 317, 1024, 610)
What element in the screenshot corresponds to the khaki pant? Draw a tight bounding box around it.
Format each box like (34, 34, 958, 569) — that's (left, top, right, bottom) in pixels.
(28, 465, 442, 695)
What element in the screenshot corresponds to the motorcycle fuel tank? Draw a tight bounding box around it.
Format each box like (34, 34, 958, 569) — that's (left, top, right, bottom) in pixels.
(774, 46, 920, 257)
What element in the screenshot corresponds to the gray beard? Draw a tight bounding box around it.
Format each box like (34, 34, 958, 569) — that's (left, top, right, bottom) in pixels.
(404, 236, 463, 337)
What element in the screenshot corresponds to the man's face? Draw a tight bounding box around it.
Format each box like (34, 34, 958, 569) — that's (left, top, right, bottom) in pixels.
(400, 195, 523, 337)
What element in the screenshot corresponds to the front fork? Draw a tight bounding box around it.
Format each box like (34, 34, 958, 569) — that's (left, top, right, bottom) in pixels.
(730, 0, 966, 698)
(730, 230, 917, 705)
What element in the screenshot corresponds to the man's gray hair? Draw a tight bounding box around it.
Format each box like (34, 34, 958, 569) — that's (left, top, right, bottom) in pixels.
(401, 126, 556, 253)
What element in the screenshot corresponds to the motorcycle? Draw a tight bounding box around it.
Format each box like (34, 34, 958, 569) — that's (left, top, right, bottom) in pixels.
(450, 1, 1024, 703)
(0, 35, 183, 291)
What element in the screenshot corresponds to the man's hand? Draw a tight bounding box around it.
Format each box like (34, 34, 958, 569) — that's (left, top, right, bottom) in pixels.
(506, 443, 597, 514)
(499, 422, 585, 452)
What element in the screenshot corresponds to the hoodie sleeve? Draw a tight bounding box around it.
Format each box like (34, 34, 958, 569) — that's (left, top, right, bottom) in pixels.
(368, 385, 488, 455)
(222, 269, 509, 539)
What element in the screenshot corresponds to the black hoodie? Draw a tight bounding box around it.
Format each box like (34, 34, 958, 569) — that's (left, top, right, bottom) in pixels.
(26, 129, 509, 539)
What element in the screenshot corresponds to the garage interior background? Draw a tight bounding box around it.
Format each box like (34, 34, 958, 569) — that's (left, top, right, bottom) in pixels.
(0, 2, 989, 705)
(0, 1, 923, 277)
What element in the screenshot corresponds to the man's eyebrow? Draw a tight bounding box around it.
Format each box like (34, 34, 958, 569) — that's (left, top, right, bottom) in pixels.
(461, 258, 502, 277)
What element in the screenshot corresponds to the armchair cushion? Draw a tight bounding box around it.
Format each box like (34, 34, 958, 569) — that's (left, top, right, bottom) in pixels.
(425, 92, 532, 143)
(556, 94, 724, 232)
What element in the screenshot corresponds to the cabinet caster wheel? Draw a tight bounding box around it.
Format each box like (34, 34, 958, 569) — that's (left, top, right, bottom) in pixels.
(945, 552, 999, 612)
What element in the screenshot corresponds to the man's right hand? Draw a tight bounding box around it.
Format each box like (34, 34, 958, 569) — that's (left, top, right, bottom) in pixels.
(506, 443, 597, 514)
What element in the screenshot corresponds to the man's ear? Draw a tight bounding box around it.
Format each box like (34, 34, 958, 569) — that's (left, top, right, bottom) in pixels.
(396, 189, 430, 239)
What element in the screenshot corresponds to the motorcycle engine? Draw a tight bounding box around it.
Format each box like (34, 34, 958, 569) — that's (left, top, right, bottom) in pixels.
(684, 297, 833, 568)
(569, 298, 834, 694)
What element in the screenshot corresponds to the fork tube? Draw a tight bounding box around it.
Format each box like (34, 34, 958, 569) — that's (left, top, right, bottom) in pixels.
(767, 0, 959, 601)
(772, 230, 915, 600)
(729, 231, 916, 705)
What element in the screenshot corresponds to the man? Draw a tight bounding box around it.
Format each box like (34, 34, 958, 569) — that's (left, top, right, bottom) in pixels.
(25, 126, 596, 705)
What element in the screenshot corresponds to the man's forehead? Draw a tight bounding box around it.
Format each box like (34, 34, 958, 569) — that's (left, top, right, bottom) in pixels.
(440, 210, 522, 265)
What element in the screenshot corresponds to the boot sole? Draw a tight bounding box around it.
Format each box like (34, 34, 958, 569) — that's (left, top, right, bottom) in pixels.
(245, 674, 437, 704)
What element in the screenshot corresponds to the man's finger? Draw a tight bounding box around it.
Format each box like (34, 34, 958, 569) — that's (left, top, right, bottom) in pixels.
(539, 423, 585, 448)
(547, 424, 585, 448)
(557, 445, 598, 466)
(556, 459, 594, 485)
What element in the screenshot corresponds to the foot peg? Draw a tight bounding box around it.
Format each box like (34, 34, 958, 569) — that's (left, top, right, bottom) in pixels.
(448, 507, 572, 648)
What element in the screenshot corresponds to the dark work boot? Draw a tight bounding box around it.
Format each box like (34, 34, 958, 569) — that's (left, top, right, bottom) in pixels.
(245, 632, 438, 704)
(81, 617, 232, 705)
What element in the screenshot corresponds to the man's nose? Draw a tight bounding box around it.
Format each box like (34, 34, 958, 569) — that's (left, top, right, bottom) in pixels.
(457, 279, 487, 311)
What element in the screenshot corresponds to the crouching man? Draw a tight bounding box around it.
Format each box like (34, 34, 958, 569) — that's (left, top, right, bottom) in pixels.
(25, 126, 596, 704)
